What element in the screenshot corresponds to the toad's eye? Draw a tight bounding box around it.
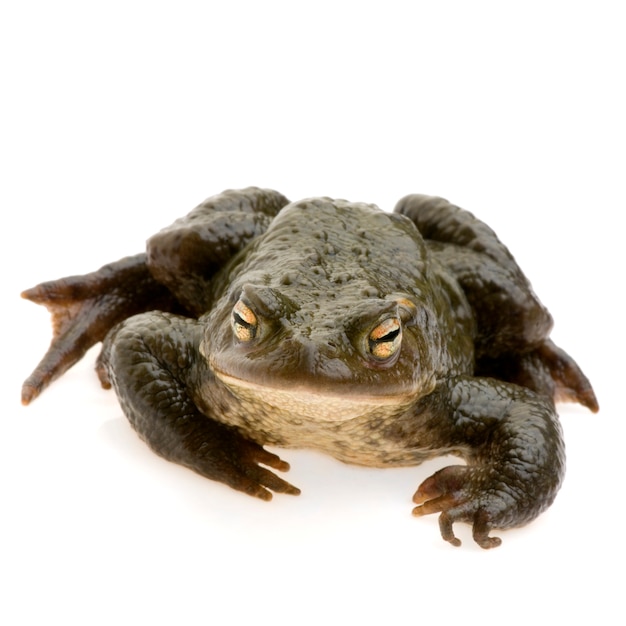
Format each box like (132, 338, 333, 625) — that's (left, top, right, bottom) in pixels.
(368, 317, 402, 360)
(232, 300, 258, 341)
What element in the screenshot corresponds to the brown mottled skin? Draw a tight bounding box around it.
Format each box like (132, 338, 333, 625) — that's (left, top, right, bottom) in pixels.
(21, 188, 598, 548)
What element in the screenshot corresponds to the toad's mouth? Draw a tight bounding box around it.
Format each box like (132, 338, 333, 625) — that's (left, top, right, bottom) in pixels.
(213, 370, 417, 422)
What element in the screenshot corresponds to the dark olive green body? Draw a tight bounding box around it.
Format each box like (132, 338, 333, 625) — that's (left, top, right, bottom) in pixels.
(22, 188, 597, 548)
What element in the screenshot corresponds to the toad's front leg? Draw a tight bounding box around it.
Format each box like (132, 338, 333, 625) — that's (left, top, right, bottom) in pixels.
(100, 312, 300, 500)
(411, 378, 565, 548)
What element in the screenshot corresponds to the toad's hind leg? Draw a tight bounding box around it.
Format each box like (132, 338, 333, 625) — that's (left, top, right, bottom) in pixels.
(22, 188, 291, 404)
(394, 194, 598, 412)
(21, 253, 180, 405)
(146, 187, 290, 315)
(395, 194, 553, 356)
(477, 339, 599, 413)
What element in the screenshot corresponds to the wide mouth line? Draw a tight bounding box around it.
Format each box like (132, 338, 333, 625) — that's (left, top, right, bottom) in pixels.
(213, 369, 413, 406)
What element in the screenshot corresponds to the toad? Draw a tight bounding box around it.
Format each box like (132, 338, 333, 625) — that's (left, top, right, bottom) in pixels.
(21, 187, 598, 548)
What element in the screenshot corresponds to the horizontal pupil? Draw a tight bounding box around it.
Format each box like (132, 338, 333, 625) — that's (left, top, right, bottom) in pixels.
(371, 328, 400, 344)
(234, 313, 255, 329)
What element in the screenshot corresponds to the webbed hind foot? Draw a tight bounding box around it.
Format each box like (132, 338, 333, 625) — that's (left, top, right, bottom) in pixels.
(477, 339, 599, 413)
(21, 253, 178, 404)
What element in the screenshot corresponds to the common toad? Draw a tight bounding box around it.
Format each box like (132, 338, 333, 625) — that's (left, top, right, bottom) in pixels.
(22, 188, 598, 548)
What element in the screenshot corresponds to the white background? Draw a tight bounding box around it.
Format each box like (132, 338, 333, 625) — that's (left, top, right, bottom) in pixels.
(2, 2, 623, 624)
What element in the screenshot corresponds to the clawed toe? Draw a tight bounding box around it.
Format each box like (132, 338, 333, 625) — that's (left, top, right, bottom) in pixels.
(412, 465, 467, 510)
(411, 466, 504, 549)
